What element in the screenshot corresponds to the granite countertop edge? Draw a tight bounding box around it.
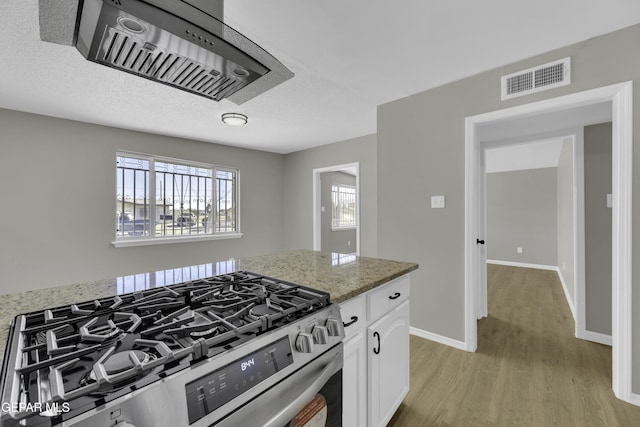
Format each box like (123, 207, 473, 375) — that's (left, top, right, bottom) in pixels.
(329, 266, 418, 303)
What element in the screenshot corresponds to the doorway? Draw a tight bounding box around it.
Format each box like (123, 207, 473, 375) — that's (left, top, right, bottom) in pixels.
(464, 82, 633, 403)
(312, 163, 361, 255)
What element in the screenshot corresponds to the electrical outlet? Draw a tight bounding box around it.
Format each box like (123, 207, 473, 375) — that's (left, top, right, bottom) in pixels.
(347, 241, 351, 247)
(517, 247, 523, 254)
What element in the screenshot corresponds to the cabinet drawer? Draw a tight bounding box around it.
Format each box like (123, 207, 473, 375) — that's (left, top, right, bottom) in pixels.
(340, 294, 366, 339)
(367, 275, 410, 322)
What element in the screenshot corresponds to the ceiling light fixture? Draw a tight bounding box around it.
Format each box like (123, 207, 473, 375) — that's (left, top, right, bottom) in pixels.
(221, 113, 248, 126)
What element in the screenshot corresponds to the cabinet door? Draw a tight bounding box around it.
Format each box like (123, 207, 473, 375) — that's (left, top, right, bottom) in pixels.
(342, 331, 367, 427)
(367, 300, 410, 427)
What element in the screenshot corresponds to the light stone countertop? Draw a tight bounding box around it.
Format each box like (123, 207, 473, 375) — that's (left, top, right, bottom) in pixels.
(0, 250, 418, 358)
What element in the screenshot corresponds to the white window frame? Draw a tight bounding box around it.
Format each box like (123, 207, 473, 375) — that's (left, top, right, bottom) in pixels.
(330, 184, 357, 230)
(113, 152, 242, 247)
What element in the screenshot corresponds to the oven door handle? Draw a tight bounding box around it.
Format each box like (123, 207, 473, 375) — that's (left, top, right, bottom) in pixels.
(263, 351, 342, 427)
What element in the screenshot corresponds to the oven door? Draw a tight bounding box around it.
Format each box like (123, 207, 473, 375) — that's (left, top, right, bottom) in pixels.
(217, 343, 343, 427)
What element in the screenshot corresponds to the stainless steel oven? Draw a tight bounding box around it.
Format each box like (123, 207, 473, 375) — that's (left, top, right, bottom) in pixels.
(219, 342, 343, 427)
(0, 272, 345, 427)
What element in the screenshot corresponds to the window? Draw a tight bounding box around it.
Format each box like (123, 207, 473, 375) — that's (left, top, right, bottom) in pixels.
(115, 153, 239, 245)
(331, 184, 356, 229)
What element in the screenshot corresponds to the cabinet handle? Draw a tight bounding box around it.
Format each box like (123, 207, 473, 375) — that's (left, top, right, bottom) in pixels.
(343, 316, 358, 328)
(373, 331, 381, 355)
(389, 292, 401, 300)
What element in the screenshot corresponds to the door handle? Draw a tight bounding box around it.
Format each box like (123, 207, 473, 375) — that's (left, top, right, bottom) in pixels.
(476, 239, 485, 245)
(373, 331, 381, 355)
(263, 351, 342, 427)
(343, 316, 358, 328)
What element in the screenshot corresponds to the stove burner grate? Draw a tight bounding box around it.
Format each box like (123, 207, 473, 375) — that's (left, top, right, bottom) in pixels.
(1, 271, 331, 425)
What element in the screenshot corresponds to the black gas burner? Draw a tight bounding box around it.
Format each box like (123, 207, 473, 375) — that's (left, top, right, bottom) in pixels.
(249, 303, 277, 319)
(0, 271, 331, 425)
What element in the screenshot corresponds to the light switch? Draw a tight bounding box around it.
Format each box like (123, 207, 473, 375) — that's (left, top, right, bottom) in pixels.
(607, 194, 612, 209)
(431, 195, 445, 209)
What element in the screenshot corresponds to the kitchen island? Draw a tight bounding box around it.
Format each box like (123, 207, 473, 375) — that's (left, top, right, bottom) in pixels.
(0, 249, 417, 357)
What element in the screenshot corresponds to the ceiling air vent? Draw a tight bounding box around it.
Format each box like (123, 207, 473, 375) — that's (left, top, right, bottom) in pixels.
(501, 57, 571, 100)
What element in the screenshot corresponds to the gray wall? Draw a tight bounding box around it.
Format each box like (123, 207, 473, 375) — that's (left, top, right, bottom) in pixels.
(557, 137, 576, 308)
(486, 168, 558, 266)
(320, 171, 357, 254)
(584, 122, 612, 335)
(283, 134, 377, 257)
(376, 23, 640, 391)
(0, 109, 285, 294)
(0, 110, 379, 290)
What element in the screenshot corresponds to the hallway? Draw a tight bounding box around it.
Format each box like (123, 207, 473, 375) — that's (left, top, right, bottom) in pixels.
(388, 264, 640, 426)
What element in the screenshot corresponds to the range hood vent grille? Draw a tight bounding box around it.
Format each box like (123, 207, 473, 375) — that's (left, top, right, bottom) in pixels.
(501, 57, 571, 100)
(73, 0, 294, 104)
(99, 27, 244, 100)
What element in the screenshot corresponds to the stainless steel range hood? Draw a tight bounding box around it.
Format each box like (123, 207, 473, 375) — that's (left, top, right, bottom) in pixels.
(44, 0, 293, 104)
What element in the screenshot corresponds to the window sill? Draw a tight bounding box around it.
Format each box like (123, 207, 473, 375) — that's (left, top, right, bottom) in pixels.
(112, 233, 243, 248)
(330, 226, 357, 231)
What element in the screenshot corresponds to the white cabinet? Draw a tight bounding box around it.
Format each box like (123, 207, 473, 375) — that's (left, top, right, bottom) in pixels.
(366, 274, 410, 322)
(340, 275, 410, 427)
(343, 330, 367, 427)
(367, 300, 410, 427)
(340, 294, 367, 427)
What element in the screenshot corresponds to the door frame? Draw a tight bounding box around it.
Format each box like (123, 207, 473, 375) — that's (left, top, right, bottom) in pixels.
(312, 162, 361, 255)
(464, 82, 633, 402)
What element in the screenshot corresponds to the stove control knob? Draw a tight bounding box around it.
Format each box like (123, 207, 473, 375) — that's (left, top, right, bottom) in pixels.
(295, 332, 315, 353)
(325, 318, 342, 337)
(312, 326, 329, 344)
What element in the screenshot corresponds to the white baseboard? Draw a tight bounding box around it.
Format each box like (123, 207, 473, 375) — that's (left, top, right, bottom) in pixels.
(630, 393, 640, 407)
(486, 259, 558, 271)
(410, 327, 469, 351)
(556, 269, 611, 348)
(556, 269, 576, 320)
(577, 329, 612, 346)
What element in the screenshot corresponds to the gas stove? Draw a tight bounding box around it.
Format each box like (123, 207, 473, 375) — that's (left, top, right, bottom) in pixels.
(0, 271, 345, 426)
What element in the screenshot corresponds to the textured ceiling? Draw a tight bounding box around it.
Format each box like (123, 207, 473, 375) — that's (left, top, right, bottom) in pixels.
(1, 1, 640, 153)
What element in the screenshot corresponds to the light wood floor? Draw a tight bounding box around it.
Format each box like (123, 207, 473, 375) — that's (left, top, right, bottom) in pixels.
(387, 264, 640, 426)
